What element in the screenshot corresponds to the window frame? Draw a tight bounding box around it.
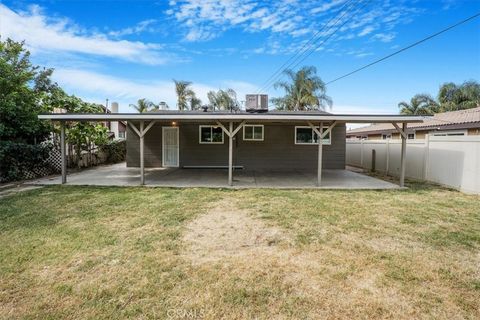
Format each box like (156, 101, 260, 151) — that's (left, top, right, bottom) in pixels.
(243, 124, 264, 141)
(407, 133, 416, 140)
(118, 131, 126, 139)
(199, 125, 224, 144)
(294, 125, 331, 145)
(431, 130, 467, 137)
(382, 134, 392, 140)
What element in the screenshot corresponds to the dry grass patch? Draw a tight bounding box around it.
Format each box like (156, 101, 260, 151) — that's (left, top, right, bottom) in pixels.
(0, 183, 479, 319)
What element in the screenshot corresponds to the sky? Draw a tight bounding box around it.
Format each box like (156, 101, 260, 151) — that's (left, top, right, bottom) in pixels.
(0, 0, 479, 116)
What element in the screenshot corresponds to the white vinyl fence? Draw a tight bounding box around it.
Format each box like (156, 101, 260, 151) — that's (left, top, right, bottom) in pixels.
(346, 135, 480, 194)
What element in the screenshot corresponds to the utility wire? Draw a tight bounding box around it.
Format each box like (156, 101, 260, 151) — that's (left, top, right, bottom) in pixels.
(326, 12, 480, 85)
(255, 0, 358, 93)
(287, 0, 371, 74)
(259, 0, 372, 93)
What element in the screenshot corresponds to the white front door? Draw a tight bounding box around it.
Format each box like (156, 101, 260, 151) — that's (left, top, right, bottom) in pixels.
(162, 127, 179, 167)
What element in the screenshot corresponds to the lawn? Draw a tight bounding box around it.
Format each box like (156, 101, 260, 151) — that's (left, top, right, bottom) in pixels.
(0, 184, 479, 319)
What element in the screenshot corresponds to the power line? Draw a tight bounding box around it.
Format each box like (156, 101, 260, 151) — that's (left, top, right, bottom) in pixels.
(287, 0, 371, 74)
(259, 0, 372, 93)
(326, 12, 480, 85)
(255, 0, 358, 93)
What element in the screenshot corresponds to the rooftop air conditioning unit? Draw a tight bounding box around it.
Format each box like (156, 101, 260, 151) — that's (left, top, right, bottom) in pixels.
(245, 94, 268, 112)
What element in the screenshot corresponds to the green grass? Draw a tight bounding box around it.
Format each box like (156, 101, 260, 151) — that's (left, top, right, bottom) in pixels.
(0, 184, 479, 319)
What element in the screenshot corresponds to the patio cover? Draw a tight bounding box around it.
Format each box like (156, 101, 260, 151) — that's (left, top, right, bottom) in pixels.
(38, 112, 425, 188)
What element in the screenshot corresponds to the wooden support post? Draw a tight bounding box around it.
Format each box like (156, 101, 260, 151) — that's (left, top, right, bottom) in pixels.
(399, 122, 407, 187)
(317, 122, 323, 187)
(228, 121, 233, 186)
(60, 121, 67, 184)
(140, 121, 145, 185)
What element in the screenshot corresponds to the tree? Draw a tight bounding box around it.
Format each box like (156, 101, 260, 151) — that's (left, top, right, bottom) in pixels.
(398, 94, 438, 115)
(189, 93, 202, 110)
(174, 80, 195, 111)
(437, 81, 480, 112)
(47, 88, 109, 168)
(207, 89, 239, 111)
(0, 38, 55, 181)
(0, 39, 53, 144)
(130, 98, 156, 113)
(271, 66, 332, 111)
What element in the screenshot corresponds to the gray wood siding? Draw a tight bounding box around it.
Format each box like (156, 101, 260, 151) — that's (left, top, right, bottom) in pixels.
(127, 122, 346, 169)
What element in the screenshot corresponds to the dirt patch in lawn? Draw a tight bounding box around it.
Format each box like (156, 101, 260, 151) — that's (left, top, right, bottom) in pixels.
(182, 197, 289, 264)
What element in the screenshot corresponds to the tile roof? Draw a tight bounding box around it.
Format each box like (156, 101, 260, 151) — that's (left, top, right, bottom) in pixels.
(347, 107, 480, 134)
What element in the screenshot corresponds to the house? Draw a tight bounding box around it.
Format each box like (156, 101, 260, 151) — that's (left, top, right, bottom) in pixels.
(39, 110, 423, 187)
(346, 107, 480, 140)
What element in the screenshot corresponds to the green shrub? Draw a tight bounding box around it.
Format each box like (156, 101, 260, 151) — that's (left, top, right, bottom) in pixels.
(100, 140, 126, 164)
(0, 141, 52, 182)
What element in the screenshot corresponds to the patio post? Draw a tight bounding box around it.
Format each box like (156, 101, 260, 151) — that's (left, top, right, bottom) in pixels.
(228, 121, 233, 186)
(400, 122, 407, 187)
(60, 121, 67, 184)
(140, 121, 145, 185)
(317, 122, 323, 186)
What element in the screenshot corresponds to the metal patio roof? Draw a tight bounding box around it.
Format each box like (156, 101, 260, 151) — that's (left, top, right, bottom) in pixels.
(38, 112, 425, 123)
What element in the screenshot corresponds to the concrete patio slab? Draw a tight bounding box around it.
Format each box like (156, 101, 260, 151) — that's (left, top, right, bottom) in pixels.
(32, 163, 400, 189)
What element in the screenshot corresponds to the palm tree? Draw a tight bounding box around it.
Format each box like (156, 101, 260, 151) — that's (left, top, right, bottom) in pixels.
(129, 98, 155, 113)
(398, 94, 438, 115)
(174, 80, 195, 111)
(189, 93, 202, 110)
(271, 66, 332, 111)
(207, 89, 239, 111)
(438, 81, 480, 111)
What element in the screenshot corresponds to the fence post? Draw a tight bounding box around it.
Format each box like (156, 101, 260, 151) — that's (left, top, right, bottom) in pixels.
(385, 139, 390, 176)
(371, 149, 376, 172)
(360, 139, 364, 169)
(423, 134, 430, 181)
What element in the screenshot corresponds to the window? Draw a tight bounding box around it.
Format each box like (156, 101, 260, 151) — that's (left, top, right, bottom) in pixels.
(407, 133, 415, 140)
(243, 125, 264, 141)
(295, 126, 331, 145)
(118, 131, 126, 139)
(432, 130, 466, 137)
(382, 134, 392, 140)
(199, 126, 224, 144)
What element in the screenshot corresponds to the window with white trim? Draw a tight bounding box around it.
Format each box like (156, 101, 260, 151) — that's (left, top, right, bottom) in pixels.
(199, 125, 224, 144)
(407, 133, 415, 140)
(295, 126, 331, 145)
(382, 134, 391, 140)
(243, 125, 264, 141)
(118, 131, 126, 139)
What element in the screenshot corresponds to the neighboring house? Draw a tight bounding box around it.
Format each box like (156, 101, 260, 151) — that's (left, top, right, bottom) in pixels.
(346, 107, 480, 140)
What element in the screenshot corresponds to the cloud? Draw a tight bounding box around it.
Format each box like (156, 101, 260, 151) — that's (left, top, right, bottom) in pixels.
(310, 0, 347, 14)
(52, 68, 262, 111)
(371, 32, 396, 43)
(169, 0, 302, 41)
(0, 4, 169, 65)
(358, 26, 375, 37)
(108, 19, 157, 37)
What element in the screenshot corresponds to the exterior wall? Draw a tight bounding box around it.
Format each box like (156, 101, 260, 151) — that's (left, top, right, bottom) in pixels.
(367, 134, 382, 140)
(127, 122, 346, 170)
(468, 128, 480, 135)
(352, 127, 479, 140)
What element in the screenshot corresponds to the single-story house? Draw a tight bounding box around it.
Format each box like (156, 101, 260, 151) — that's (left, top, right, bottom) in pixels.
(39, 110, 423, 187)
(346, 107, 480, 140)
